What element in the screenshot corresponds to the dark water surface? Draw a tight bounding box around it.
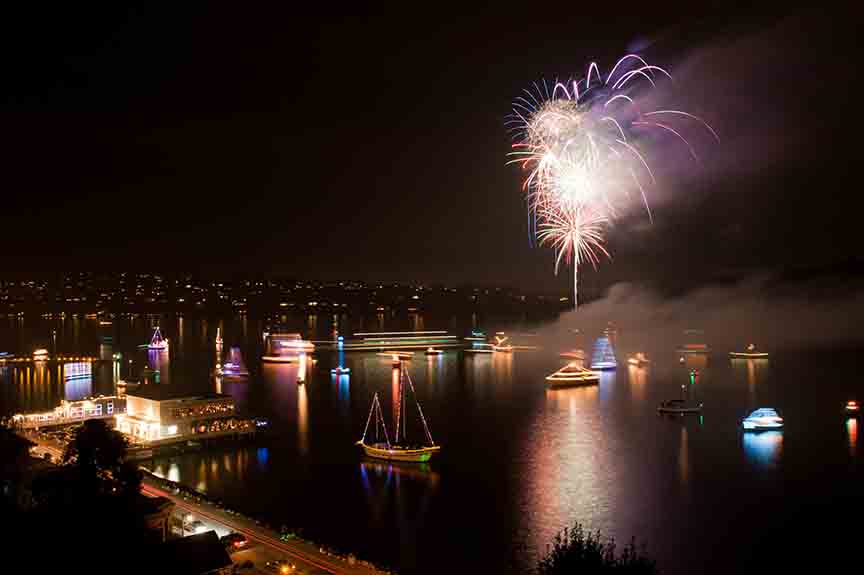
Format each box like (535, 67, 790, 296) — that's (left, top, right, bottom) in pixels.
(1, 314, 862, 573)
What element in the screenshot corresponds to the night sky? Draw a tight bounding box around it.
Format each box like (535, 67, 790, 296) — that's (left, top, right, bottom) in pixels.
(1, 6, 857, 294)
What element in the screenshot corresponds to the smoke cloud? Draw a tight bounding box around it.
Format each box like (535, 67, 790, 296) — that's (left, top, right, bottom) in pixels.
(542, 275, 864, 354)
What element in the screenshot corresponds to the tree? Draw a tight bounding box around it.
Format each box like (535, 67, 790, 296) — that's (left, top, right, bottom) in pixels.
(63, 418, 128, 483)
(537, 522, 658, 574)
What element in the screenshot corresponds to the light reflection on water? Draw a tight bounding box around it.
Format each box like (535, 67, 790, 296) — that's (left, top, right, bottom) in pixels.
(847, 418, 858, 457)
(521, 385, 608, 558)
(167, 463, 180, 483)
(742, 431, 783, 469)
(627, 364, 648, 403)
(5, 315, 864, 574)
(678, 426, 689, 484)
(359, 459, 439, 568)
(298, 382, 308, 455)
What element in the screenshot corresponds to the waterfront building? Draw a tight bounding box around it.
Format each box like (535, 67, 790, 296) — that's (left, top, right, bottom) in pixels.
(115, 388, 253, 443)
(12, 396, 124, 429)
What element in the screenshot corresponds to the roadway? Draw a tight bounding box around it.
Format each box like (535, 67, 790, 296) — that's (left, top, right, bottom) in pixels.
(141, 478, 384, 575)
(21, 430, 386, 575)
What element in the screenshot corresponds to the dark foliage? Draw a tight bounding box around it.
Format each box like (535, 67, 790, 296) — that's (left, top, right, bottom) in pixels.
(537, 522, 658, 574)
(12, 421, 153, 574)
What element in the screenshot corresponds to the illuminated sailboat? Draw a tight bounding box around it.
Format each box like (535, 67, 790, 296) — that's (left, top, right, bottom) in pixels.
(590, 335, 617, 370)
(492, 334, 513, 352)
(357, 369, 440, 463)
(147, 327, 168, 351)
(545, 362, 600, 388)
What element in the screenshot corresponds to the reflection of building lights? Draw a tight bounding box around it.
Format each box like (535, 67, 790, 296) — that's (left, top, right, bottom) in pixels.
(168, 463, 180, 483)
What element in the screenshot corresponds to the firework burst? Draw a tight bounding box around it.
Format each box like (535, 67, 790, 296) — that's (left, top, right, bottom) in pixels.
(507, 54, 717, 307)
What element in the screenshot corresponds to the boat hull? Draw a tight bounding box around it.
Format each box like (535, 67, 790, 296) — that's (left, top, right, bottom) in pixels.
(546, 377, 599, 389)
(261, 355, 297, 363)
(658, 407, 702, 414)
(730, 352, 769, 358)
(742, 423, 783, 431)
(357, 442, 440, 463)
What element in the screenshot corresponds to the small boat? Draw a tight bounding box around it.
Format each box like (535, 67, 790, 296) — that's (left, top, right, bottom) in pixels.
(676, 343, 709, 355)
(560, 349, 585, 360)
(425, 347, 443, 356)
(845, 400, 860, 417)
(657, 399, 703, 414)
(545, 363, 600, 388)
(492, 335, 513, 352)
(742, 408, 784, 431)
(357, 368, 440, 463)
(262, 333, 314, 362)
(331, 366, 351, 375)
(628, 352, 650, 366)
(730, 344, 769, 359)
(147, 327, 168, 351)
(33, 349, 49, 361)
(217, 347, 249, 379)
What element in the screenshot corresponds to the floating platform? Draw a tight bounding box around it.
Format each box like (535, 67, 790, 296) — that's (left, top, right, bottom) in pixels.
(657, 399, 703, 415)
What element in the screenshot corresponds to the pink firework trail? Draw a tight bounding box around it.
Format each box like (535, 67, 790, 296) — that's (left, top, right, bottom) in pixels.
(507, 54, 718, 307)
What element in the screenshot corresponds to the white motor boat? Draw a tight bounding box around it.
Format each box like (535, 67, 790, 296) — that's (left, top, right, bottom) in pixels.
(742, 408, 783, 431)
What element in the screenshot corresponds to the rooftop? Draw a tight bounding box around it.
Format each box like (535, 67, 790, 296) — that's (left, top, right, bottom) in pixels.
(127, 387, 231, 403)
(155, 530, 232, 574)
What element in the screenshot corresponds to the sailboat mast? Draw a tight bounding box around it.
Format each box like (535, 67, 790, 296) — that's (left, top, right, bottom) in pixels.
(401, 371, 407, 444)
(402, 370, 435, 446)
(360, 392, 377, 444)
